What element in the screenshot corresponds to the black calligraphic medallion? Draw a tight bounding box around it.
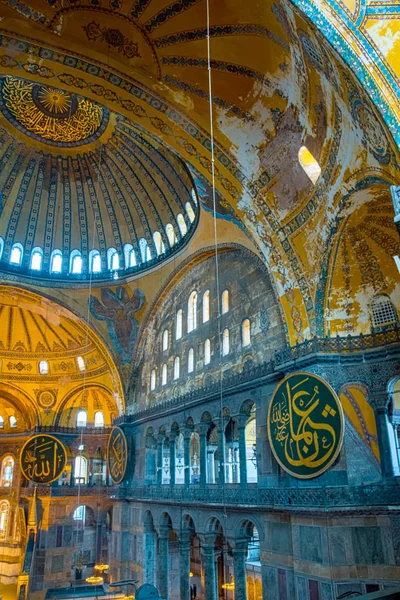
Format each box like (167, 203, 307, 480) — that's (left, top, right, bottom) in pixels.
(267, 372, 344, 479)
(20, 434, 67, 484)
(107, 426, 128, 484)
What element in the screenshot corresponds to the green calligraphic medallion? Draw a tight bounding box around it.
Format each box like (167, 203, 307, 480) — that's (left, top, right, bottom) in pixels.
(107, 426, 128, 484)
(20, 434, 67, 484)
(267, 372, 344, 479)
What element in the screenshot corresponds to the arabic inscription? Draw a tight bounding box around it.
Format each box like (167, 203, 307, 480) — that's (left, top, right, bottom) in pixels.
(20, 434, 67, 484)
(107, 426, 128, 484)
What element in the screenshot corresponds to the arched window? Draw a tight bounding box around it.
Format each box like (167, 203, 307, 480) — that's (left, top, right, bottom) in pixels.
(150, 369, 156, 391)
(123, 243, 136, 268)
(0, 237, 3, 260)
(176, 309, 183, 340)
(30, 247, 43, 271)
(1, 456, 14, 487)
(222, 328, 230, 356)
(50, 249, 62, 273)
(298, 146, 321, 184)
(174, 356, 180, 380)
(94, 412, 104, 428)
(74, 456, 88, 485)
(73, 505, 86, 521)
(204, 339, 211, 365)
(162, 364, 167, 386)
(191, 188, 198, 205)
(153, 231, 165, 256)
(188, 348, 194, 374)
(107, 248, 119, 271)
(188, 291, 197, 332)
(76, 410, 87, 428)
(242, 319, 251, 347)
(139, 238, 150, 263)
(9, 416, 16, 428)
(185, 202, 196, 223)
(0, 502, 9, 539)
(165, 223, 176, 248)
(76, 356, 85, 372)
(10, 243, 23, 266)
(39, 360, 49, 375)
(371, 294, 398, 328)
(177, 214, 187, 237)
(203, 290, 210, 323)
(70, 250, 82, 274)
(162, 329, 169, 351)
(222, 290, 229, 314)
(89, 249, 101, 273)
(0, 417, 4, 429)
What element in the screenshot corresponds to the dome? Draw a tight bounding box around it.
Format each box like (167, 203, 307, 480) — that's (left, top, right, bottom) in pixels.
(0, 76, 199, 284)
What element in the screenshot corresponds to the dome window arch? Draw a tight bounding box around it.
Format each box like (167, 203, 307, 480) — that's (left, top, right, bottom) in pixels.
(188, 348, 194, 373)
(94, 411, 104, 428)
(176, 309, 183, 340)
(162, 364, 167, 386)
(153, 231, 165, 256)
(150, 369, 156, 391)
(0, 501, 9, 539)
(185, 202, 196, 223)
(107, 248, 119, 271)
(177, 214, 187, 237)
(242, 318, 251, 347)
(1, 456, 14, 487)
(9, 416, 16, 428)
(191, 188, 198, 205)
(0, 417, 4, 429)
(10, 243, 23, 266)
(89, 249, 101, 273)
(204, 339, 211, 365)
(298, 146, 321, 184)
(76, 356, 86, 372)
(188, 291, 198, 332)
(139, 238, 151, 263)
(0, 237, 4, 260)
(76, 410, 87, 428)
(70, 250, 83, 274)
(371, 294, 398, 329)
(222, 290, 229, 314)
(166, 223, 176, 247)
(222, 328, 230, 356)
(174, 356, 180, 380)
(124, 243, 137, 268)
(74, 456, 88, 485)
(39, 360, 49, 375)
(30, 247, 43, 271)
(50, 249, 62, 273)
(162, 329, 169, 352)
(203, 290, 210, 323)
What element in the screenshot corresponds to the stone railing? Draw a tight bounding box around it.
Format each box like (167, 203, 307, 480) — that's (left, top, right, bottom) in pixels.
(20, 485, 118, 498)
(33, 425, 112, 435)
(119, 480, 400, 511)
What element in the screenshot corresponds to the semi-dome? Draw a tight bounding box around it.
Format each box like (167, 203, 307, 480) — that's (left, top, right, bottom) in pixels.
(0, 76, 199, 284)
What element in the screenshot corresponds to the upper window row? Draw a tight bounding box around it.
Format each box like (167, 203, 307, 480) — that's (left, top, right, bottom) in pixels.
(38, 356, 86, 376)
(0, 203, 196, 275)
(162, 289, 230, 350)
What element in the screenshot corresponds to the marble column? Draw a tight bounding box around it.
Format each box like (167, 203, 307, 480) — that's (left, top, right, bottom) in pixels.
(238, 422, 247, 489)
(169, 433, 176, 487)
(88, 457, 94, 486)
(375, 403, 396, 478)
(157, 435, 164, 486)
(199, 428, 208, 488)
(202, 539, 217, 600)
(184, 432, 191, 488)
(232, 544, 248, 600)
(180, 532, 191, 600)
(217, 424, 225, 488)
(158, 527, 170, 600)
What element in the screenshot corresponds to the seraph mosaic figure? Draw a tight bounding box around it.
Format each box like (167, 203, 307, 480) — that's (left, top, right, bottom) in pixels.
(89, 286, 145, 364)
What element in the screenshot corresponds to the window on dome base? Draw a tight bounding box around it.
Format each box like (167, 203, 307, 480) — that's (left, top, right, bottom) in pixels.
(107, 248, 119, 271)
(70, 251, 82, 274)
(10, 243, 23, 266)
(39, 360, 49, 375)
(298, 146, 321, 184)
(166, 224, 176, 247)
(89, 250, 101, 273)
(30, 248, 43, 271)
(185, 202, 196, 223)
(76, 356, 86, 372)
(9, 416, 16, 428)
(50, 250, 62, 273)
(124, 244, 136, 268)
(177, 214, 187, 236)
(153, 232, 165, 256)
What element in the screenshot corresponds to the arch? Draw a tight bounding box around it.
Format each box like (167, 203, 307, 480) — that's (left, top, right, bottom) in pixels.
(0, 382, 39, 429)
(298, 145, 321, 184)
(94, 411, 104, 428)
(1, 455, 14, 487)
(188, 291, 198, 332)
(150, 369, 156, 391)
(165, 223, 176, 247)
(222, 289, 229, 314)
(173, 356, 180, 380)
(50, 249, 63, 273)
(74, 456, 88, 485)
(39, 360, 49, 375)
(153, 231, 165, 256)
(185, 202, 196, 223)
(205, 516, 224, 535)
(242, 319, 251, 347)
(139, 238, 151, 263)
(203, 290, 210, 323)
(204, 339, 211, 365)
(76, 356, 86, 372)
(76, 410, 87, 428)
(70, 249, 83, 274)
(188, 347, 194, 373)
(89, 249, 101, 273)
(177, 213, 187, 237)
(162, 364, 167, 386)
(124, 243, 137, 268)
(176, 309, 183, 340)
(162, 329, 169, 351)
(222, 328, 230, 356)
(30, 247, 43, 271)
(107, 247, 119, 271)
(10, 243, 23, 266)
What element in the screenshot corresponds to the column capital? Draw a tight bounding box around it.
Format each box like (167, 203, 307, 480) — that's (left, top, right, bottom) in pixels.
(169, 429, 178, 441)
(199, 533, 217, 548)
(158, 525, 170, 539)
(197, 423, 210, 436)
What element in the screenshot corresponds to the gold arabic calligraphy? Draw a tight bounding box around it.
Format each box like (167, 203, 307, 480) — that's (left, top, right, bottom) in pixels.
(21, 435, 66, 483)
(269, 374, 343, 478)
(108, 428, 127, 483)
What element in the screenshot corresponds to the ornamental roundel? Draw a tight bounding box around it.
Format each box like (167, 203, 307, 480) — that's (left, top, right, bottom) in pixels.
(37, 390, 56, 409)
(267, 372, 344, 479)
(107, 426, 128, 484)
(20, 434, 67, 484)
(0, 76, 109, 147)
